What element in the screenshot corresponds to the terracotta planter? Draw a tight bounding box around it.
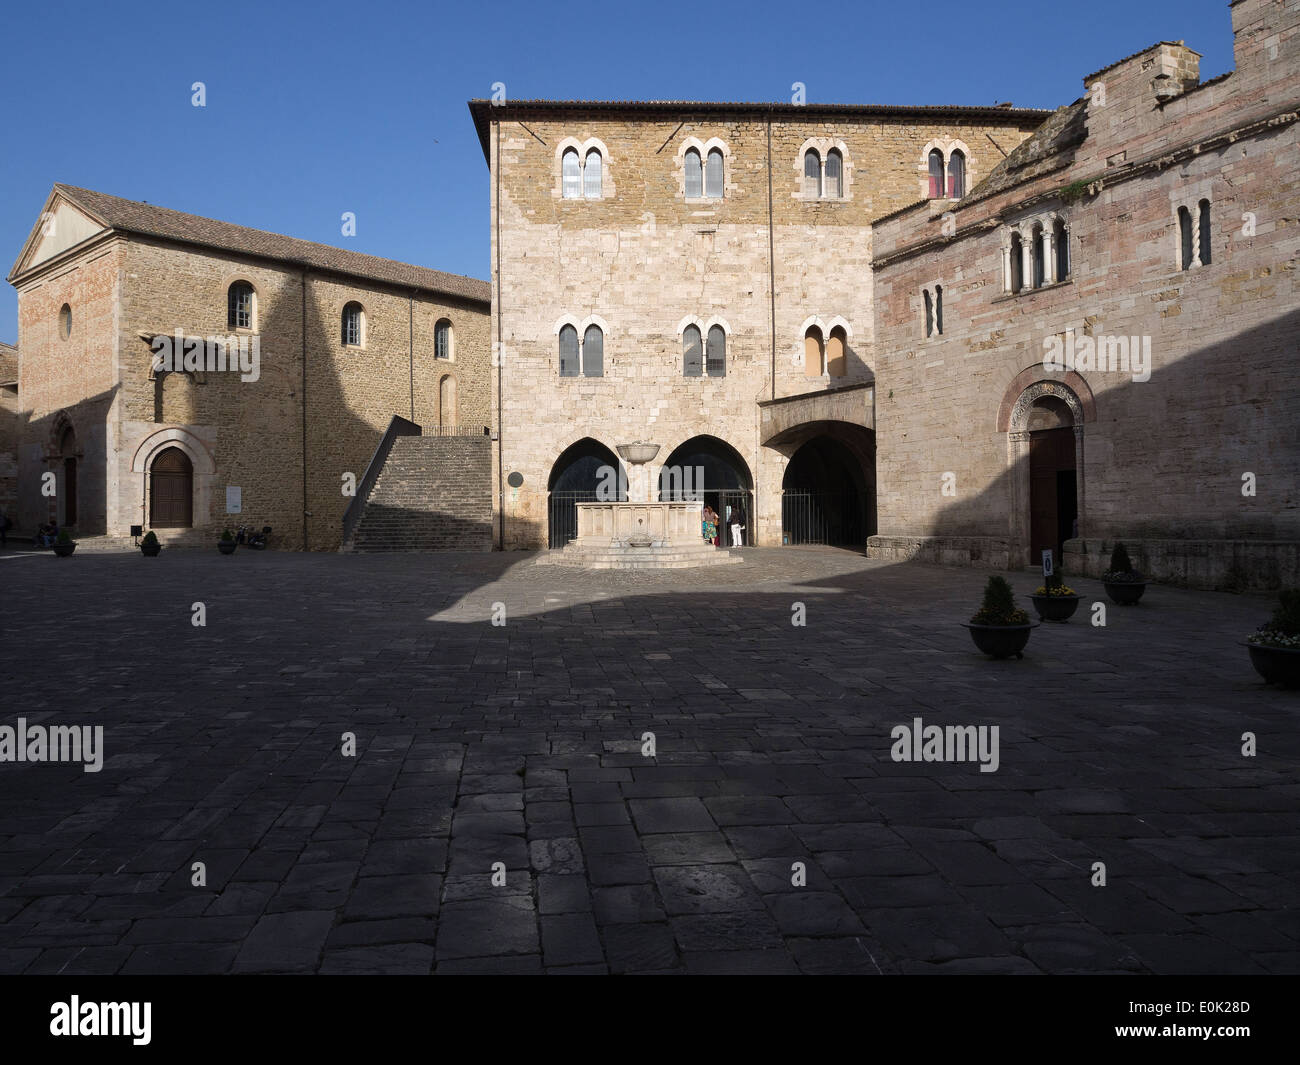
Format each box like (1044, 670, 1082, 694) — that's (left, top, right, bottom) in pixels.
(1030, 594, 1082, 622)
(218, 540, 237, 555)
(963, 622, 1036, 659)
(52, 541, 76, 557)
(1245, 642, 1300, 688)
(1104, 580, 1147, 605)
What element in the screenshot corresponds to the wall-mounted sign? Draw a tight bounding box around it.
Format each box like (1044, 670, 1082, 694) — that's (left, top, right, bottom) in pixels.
(226, 486, 242, 514)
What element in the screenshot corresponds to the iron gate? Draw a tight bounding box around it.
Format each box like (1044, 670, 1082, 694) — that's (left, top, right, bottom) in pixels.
(782, 491, 865, 546)
(548, 490, 600, 549)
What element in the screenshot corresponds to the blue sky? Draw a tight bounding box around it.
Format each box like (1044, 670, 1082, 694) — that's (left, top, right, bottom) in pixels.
(0, 0, 1238, 343)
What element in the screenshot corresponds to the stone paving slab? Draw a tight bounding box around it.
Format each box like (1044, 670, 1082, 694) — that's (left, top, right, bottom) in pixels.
(0, 547, 1297, 974)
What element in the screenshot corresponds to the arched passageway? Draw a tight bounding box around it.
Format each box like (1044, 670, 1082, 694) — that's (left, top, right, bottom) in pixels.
(547, 438, 623, 548)
(658, 435, 753, 547)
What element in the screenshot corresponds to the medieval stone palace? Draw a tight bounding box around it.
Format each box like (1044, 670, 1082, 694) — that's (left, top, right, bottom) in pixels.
(4, 0, 1297, 587)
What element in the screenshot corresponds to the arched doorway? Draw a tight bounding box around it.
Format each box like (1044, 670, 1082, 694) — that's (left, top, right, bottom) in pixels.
(548, 438, 622, 548)
(150, 447, 194, 528)
(439, 375, 457, 430)
(57, 425, 78, 527)
(658, 435, 753, 547)
(1025, 396, 1077, 566)
(781, 436, 868, 546)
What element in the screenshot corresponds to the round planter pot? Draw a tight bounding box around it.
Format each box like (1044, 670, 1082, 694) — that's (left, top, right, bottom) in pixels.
(1030, 594, 1082, 622)
(218, 541, 237, 555)
(1104, 580, 1147, 605)
(141, 543, 162, 557)
(1245, 642, 1300, 688)
(52, 542, 76, 557)
(963, 622, 1037, 659)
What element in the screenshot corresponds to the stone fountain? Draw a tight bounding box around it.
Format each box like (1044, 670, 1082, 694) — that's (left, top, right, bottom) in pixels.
(538, 441, 743, 569)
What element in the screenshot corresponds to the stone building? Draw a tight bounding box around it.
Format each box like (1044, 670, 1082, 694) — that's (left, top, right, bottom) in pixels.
(470, 98, 1047, 550)
(7, 185, 491, 550)
(867, 0, 1300, 589)
(0, 341, 17, 517)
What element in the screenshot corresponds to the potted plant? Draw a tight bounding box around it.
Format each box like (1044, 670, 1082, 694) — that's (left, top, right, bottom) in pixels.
(1245, 588, 1300, 688)
(964, 574, 1037, 659)
(140, 530, 162, 557)
(1102, 542, 1148, 605)
(1030, 569, 1082, 622)
(218, 528, 237, 555)
(52, 528, 76, 557)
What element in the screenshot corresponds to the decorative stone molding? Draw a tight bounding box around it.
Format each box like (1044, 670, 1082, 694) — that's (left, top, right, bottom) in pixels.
(130, 426, 216, 475)
(554, 136, 614, 200)
(794, 138, 853, 201)
(996, 365, 1095, 431)
(675, 137, 732, 202)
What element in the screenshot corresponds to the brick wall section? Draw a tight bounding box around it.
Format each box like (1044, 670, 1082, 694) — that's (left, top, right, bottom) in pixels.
(489, 109, 1040, 548)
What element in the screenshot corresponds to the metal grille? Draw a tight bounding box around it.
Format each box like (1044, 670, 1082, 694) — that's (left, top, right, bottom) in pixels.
(549, 490, 599, 549)
(782, 491, 865, 546)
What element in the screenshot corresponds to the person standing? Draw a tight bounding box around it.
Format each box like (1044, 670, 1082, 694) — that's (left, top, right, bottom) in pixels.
(730, 500, 746, 548)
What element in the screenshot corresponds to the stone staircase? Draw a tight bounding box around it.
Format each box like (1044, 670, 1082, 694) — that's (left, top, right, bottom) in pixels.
(346, 435, 493, 552)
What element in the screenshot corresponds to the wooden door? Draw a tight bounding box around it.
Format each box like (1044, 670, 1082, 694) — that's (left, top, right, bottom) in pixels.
(150, 447, 193, 528)
(1029, 427, 1075, 565)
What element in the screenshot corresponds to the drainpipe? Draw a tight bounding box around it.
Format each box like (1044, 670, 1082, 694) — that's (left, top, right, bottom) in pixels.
(767, 111, 776, 402)
(301, 267, 309, 551)
(495, 117, 505, 550)
(409, 292, 415, 421)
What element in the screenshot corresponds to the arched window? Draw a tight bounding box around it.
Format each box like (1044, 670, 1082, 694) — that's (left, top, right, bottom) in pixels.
(804, 326, 824, 377)
(342, 302, 364, 347)
(583, 148, 602, 199)
(559, 325, 579, 377)
(1054, 218, 1070, 280)
(562, 148, 582, 199)
(582, 324, 603, 377)
(825, 149, 843, 198)
(803, 150, 822, 198)
(928, 149, 945, 199)
(435, 319, 452, 360)
(58, 303, 72, 340)
(827, 326, 847, 376)
(946, 150, 966, 198)
(228, 281, 254, 329)
(706, 325, 726, 377)
(439, 375, 457, 429)
(685, 149, 703, 199)
(1032, 225, 1046, 288)
(1009, 233, 1024, 293)
(683, 325, 702, 377)
(1198, 199, 1212, 266)
(705, 149, 724, 198)
(935, 286, 944, 335)
(924, 289, 934, 337)
(1178, 206, 1194, 270)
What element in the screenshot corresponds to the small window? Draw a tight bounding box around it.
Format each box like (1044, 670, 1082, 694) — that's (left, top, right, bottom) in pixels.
(435, 319, 452, 360)
(706, 325, 726, 377)
(924, 290, 934, 337)
(946, 150, 966, 199)
(825, 150, 843, 198)
(1009, 234, 1024, 294)
(804, 326, 824, 377)
(58, 303, 72, 340)
(928, 149, 946, 199)
(827, 326, 847, 377)
(935, 286, 944, 335)
(228, 281, 254, 329)
(803, 150, 822, 198)
(705, 149, 724, 198)
(685, 149, 703, 199)
(1054, 218, 1070, 280)
(683, 326, 702, 377)
(582, 324, 603, 377)
(1179, 206, 1194, 270)
(584, 149, 602, 199)
(1198, 199, 1212, 266)
(562, 148, 582, 199)
(559, 325, 579, 377)
(342, 302, 364, 347)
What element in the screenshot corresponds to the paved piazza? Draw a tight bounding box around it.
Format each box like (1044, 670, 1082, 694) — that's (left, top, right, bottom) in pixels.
(1, 547, 1296, 975)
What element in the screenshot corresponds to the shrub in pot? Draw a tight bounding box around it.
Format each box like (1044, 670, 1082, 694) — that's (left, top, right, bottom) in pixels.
(218, 528, 237, 555)
(141, 530, 161, 557)
(1030, 569, 1082, 622)
(964, 574, 1036, 659)
(1245, 588, 1300, 688)
(1102, 542, 1147, 605)
(52, 528, 76, 557)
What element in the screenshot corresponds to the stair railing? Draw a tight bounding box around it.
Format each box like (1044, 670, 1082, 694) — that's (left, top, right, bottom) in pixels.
(342, 415, 422, 548)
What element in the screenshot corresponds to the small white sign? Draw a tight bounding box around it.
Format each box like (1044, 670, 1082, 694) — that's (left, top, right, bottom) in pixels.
(1042, 549, 1054, 578)
(226, 486, 242, 514)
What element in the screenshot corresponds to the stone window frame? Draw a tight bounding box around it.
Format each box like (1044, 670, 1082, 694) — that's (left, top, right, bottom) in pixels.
(553, 313, 610, 378)
(918, 138, 973, 202)
(224, 277, 258, 333)
(794, 138, 854, 202)
(435, 318, 454, 361)
(1000, 211, 1072, 296)
(58, 302, 72, 341)
(341, 300, 366, 349)
(1172, 186, 1213, 272)
(554, 137, 614, 201)
(676, 315, 732, 377)
(676, 137, 732, 203)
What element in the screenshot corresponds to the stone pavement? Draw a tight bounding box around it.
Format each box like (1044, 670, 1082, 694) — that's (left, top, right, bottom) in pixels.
(0, 546, 1297, 974)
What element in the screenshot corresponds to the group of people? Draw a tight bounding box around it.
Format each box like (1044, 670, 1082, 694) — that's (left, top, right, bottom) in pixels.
(34, 521, 60, 547)
(702, 501, 746, 548)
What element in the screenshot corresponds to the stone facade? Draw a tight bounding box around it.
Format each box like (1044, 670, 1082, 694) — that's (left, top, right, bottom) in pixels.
(868, 0, 1300, 590)
(475, 100, 1045, 549)
(0, 341, 17, 518)
(7, 188, 491, 550)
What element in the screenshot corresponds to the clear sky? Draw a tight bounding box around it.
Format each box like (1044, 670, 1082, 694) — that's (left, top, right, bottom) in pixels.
(0, 0, 1239, 343)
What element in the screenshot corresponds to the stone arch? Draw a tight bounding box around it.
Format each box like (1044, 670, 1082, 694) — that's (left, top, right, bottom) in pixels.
(996, 365, 1095, 432)
(131, 427, 216, 475)
(438, 373, 457, 429)
(547, 436, 625, 548)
